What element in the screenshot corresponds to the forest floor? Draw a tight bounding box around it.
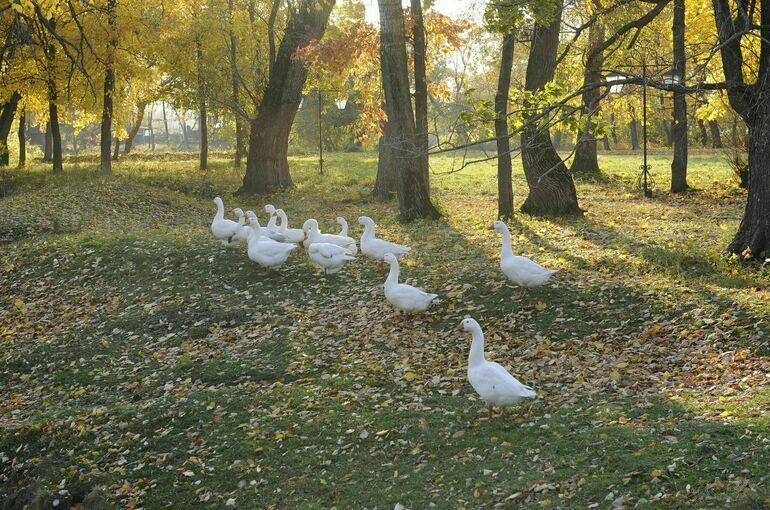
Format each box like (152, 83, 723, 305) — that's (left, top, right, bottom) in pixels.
(1, 152, 768, 509)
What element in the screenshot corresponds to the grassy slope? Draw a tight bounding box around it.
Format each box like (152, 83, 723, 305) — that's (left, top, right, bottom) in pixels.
(1, 152, 768, 509)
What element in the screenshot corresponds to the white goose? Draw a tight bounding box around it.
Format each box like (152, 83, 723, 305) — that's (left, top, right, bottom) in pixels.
(274, 209, 305, 244)
(302, 219, 357, 254)
(308, 243, 356, 274)
(459, 317, 536, 420)
(264, 204, 279, 229)
(231, 209, 253, 244)
(382, 252, 437, 313)
(358, 216, 410, 262)
(336, 216, 349, 237)
(211, 197, 243, 245)
(245, 215, 297, 269)
(491, 220, 557, 295)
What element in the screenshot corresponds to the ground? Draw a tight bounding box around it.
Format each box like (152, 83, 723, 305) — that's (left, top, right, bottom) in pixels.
(0, 151, 768, 509)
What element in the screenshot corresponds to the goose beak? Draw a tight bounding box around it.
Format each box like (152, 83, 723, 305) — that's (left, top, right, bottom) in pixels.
(455, 322, 464, 332)
(487, 223, 495, 231)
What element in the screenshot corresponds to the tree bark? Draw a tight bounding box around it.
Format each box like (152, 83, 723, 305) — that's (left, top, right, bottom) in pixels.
(670, 0, 688, 192)
(495, 32, 516, 220)
(228, 0, 244, 167)
(48, 85, 62, 173)
(411, 0, 430, 189)
(17, 108, 25, 167)
(697, 119, 709, 146)
(162, 102, 170, 146)
(709, 120, 722, 148)
(629, 111, 640, 150)
(148, 105, 155, 150)
(196, 38, 208, 170)
(43, 122, 53, 162)
(113, 137, 121, 160)
(378, 0, 440, 220)
(571, 18, 604, 176)
(520, 0, 580, 216)
(240, 0, 336, 195)
(373, 118, 397, 199)
(712, 0, 770, 258)
(0, 91, 21, 167)
(123, 102, 146, 155)
(100, 0, 117, 175)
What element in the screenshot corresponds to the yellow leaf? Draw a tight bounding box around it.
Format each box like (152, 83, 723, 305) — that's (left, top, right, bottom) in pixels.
(719, 410, 731, 417)
(615, 362, 628, 369)
(403, 372, 416, 382)
(535, 301, 547, 311)
(609, 371, 621, 381)
(101, 339, 110, 348)
(14, 299, 25, 310)
(651, 468, 662, 478)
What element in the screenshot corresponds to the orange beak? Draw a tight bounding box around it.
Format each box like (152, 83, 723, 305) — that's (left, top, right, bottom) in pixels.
(455, 322, 464, 332)
(487, 223, 495, 231)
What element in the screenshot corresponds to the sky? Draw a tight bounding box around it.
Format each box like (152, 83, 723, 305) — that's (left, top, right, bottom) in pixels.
(363, 0, 484, 23)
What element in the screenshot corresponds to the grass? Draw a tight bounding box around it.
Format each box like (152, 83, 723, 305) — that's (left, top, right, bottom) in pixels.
(1, 151, 768, 509)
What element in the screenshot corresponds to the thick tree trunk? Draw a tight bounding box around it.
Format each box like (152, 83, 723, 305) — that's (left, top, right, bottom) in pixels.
(123, 102, 146, 155)
(48, 88, 62, 173)
(0, 91, 21, 167)
(670, 0, 688, 192)
(373, 119, 397, 199)
(709, 120, 722, 148)
(101, 67, 115, 174)
(411, 0, 430, 189)
(571, 20, 604, 176)
(17, 108, 25, 167)
(228, 0, 244, 167)
(520, 0, 580, 216)
(196, 39, 208, 170)
(43, 122, 53, 162)
(630, 115, 640, 150)
(495, 32, 515, 220)
(378, 0, 440, 220)
(240, 0, 336, 195)
(100, 0, 117, 175)
(113, 137, 121, 160)
(697, 119, 709, 146)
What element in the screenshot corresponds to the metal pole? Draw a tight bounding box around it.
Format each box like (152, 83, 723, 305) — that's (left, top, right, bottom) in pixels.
(642, 61, 650, 197)
(318, 88, 323, 174)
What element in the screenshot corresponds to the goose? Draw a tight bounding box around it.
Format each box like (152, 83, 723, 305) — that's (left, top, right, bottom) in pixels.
(458, 317, 536, 420)
(245, 218, 297, 269)
(382, 252, 437, 313)
(491, 220, 557, 295)
(358, 216, 410, 262)
(302, 219, 357, 254)
(211, 197, 243, 245)
(264, 204, 279, 229)
(246, 211, 289, 243)
(231, 209, 253, 244)
(274, 209, 305, 244)
(308, 242, 356, 274)
(336, 216, 349, 237)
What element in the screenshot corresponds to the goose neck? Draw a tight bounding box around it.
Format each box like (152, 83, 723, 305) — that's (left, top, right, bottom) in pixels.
(385, 259, 400, 288)
(214, 200, 224, 221)
(468, 328, 486, 366)
(362, 222, 375, 240)
(499, 227, 514, 258)
(278, 210, 288, 228)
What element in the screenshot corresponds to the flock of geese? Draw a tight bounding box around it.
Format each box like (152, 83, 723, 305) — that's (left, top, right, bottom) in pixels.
(210, 196, 557, 419)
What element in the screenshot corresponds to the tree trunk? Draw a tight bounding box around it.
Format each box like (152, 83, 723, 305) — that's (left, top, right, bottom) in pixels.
(48, 87, 63, 173)
(123, 102, 146, 155)
(630, 114, 640, 150)
(0, 91, 21, 167)
(670, 0, 688, 192)
(196, 38, 208, 170)
(571, 19, 604, 176)
(553, 130, 562, 150)
(113, 137, 121, 160)
(373, 118, 397, 199)
(495, 32, 515, 220)
(162, 102, 170, 146)
(100, 0, 117, 175)
(610, 113, 618, 145)
(148, 105, 155, 150)
(411, 0, 430, 189)
(520, 0, 580, 216)
(228, 0, 244, 167)
(601, 136, 610, 150)
(697, 119, 709, 146)
(378, 0, 440, 220)
(709, 120, 722, 148)
(240, 0, 336, 195)
(43, 122, 53, 162)
(17, 108, 25, 167)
